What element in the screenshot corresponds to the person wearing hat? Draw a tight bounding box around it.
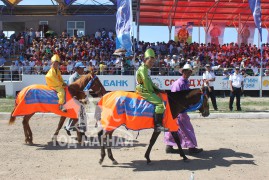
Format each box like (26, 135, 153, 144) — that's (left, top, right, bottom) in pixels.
(229, 67, 244, 111)
(64, 61, 86, 135)
(164, 63, 203, 154)
(264, 69, 269, 76)
(136, 48, 168, 132)
(203, 64, 218, 111)
(45, 54, 67, 112)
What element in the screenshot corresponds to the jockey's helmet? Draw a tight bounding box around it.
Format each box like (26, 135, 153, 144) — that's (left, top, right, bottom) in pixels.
(144, 48, 155, 59)
(51, 54, 60, 62)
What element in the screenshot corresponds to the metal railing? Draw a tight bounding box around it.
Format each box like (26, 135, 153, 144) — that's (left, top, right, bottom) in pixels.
(0, 66, 268, 82)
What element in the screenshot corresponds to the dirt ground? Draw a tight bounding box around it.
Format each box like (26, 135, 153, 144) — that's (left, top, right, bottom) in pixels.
(0, 116, 269, 180)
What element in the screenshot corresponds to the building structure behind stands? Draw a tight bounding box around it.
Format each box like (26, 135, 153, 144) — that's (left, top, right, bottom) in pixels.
(0, 1, 117, 37)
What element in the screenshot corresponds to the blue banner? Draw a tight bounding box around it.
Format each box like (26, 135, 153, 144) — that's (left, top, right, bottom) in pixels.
(116, 0, 133, 56)
(248, 0, 262, 41)
(65, 0, 75, 5)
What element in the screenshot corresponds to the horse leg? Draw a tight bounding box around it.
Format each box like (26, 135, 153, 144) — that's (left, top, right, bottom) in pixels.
(98, 129, 106, 165)
(144, 131, 161, 164)
(106, 131, 118, 165)
(22, 114, 34, 144)
(76, 130, 83, 144)
(171, 131, 188, 161)
(52, 116, 66, 142)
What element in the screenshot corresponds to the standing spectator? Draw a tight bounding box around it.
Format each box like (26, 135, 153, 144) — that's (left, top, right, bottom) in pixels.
(10, 62, 19, 81)
(35, 29, 41, 42)
(23, 61, 32, 74)
(0, 30, 5, 39)
(0, 54, 6, 82)
(229, 67, 244, 111)
(164, 64, 203, 154)
(108, 29, 114, 40)
(203, 64, 218, 111)
(65, 61, 86, 135)
(19, 36, 25, 52)
(99, 61, 107, 75)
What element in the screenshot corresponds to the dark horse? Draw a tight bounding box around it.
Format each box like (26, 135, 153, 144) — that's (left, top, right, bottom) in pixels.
(9, 73, 106, 144)
(97, 88, 209, 164)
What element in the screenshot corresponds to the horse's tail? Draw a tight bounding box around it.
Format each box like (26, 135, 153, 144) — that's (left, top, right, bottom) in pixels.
(9, 101, 18, 125)
(9, 108, 16, 125)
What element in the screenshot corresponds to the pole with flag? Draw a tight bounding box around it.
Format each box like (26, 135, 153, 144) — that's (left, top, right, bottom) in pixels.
(248, 0, 262, 97)
(115, 0, 133, 56)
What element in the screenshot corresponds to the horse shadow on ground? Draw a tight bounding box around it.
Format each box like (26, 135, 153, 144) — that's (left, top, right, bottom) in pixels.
(33, 136, 146, 151)
(102, 148, 256, 171)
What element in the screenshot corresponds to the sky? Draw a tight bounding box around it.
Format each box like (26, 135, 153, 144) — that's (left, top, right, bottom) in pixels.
(1, 0, 268, 46)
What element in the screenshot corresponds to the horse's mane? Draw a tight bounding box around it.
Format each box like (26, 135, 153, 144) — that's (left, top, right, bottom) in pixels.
(167, 89, 201, 119)
(68, 73, 93, 97)
(167, 89, 200, 101)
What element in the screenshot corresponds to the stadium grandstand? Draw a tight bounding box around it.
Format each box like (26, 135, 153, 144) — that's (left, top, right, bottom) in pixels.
(1, 0, 269, 98)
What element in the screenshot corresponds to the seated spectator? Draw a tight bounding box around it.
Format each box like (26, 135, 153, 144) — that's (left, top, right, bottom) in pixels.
(42, 61, 50, 74)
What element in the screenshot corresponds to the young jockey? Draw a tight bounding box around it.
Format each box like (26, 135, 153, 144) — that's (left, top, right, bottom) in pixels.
(136, 48, 168, 132)
(45, 54, 67, 112)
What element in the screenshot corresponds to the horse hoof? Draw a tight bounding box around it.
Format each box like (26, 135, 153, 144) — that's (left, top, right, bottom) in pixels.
(183, 157, 189, 161)
(146, 159, 151, 164)
(112, 160, 118, 165)
(99, 159, 104, 165)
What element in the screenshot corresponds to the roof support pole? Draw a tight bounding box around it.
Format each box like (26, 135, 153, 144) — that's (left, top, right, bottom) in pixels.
(169, 17, 172, 40)
(136, 0, 140, 42)
(198, 24, 201, 44)
(167, 0, 179, 41)
(238, 13, 241, 46)
(205, 12, 208, 44)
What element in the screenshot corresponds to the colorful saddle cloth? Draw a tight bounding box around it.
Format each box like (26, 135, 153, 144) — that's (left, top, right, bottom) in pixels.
(98, 91, 178, 131)
(12, 84, 80, 119)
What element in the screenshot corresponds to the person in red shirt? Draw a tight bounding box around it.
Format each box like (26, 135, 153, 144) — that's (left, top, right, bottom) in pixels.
(60, 62, 67, 75)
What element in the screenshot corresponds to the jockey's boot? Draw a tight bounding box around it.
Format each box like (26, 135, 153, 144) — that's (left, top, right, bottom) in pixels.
(154, 113, 169, 132)
(59, 104, 67, 112)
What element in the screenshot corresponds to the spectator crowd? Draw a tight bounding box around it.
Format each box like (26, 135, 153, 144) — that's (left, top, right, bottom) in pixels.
(1, 28, 269, 81)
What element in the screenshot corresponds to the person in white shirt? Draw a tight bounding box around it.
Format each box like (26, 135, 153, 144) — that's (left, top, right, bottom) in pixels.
(229, 66, 244, 111)
(66, 60, 74, 74)
(203, 64, 218, 110)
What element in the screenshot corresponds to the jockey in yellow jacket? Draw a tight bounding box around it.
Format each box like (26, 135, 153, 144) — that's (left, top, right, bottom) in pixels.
(45, 54, 67, 112)
(136, 48, 168, 132)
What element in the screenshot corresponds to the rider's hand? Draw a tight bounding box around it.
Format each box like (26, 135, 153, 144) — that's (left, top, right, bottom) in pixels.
(62, 83, 67, 87)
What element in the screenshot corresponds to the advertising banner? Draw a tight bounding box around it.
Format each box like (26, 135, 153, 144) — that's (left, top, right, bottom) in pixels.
(207, 23, 225, 45)
(239, 24, 255, 45)
(174, 22, 194, 44)
(115, 0, 133, 56)
(18, 75, 262, 92)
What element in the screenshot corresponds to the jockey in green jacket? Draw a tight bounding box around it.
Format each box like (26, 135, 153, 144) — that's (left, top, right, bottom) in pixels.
(136, 48, 168, 132)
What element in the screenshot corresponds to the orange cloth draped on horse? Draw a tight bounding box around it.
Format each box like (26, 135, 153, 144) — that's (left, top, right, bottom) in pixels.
(12, 84, 80, 119)
(98, 91, 178, 132)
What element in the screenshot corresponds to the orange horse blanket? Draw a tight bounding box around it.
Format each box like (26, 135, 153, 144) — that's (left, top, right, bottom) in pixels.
(98, 91, 178, 131)
(12, 84, 80, 119)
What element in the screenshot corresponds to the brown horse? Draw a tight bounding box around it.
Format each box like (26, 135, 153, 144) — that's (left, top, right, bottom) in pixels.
(97, 88, 209, 165)
(9, 73, 106, 144)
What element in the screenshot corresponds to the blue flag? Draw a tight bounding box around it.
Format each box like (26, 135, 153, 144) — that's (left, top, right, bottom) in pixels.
(116, 0, 133, 56)
(248, 0, 262, 41)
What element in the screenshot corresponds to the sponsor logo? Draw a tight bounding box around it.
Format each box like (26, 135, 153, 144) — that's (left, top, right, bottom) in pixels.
(151, 77, 163, 89)
(104, 80, 128, 87)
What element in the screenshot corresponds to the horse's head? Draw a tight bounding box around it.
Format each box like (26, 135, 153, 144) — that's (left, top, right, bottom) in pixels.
(198, 87, 210, 117)
(83, 73, 106, 97)
(88, 75, 107, 97)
